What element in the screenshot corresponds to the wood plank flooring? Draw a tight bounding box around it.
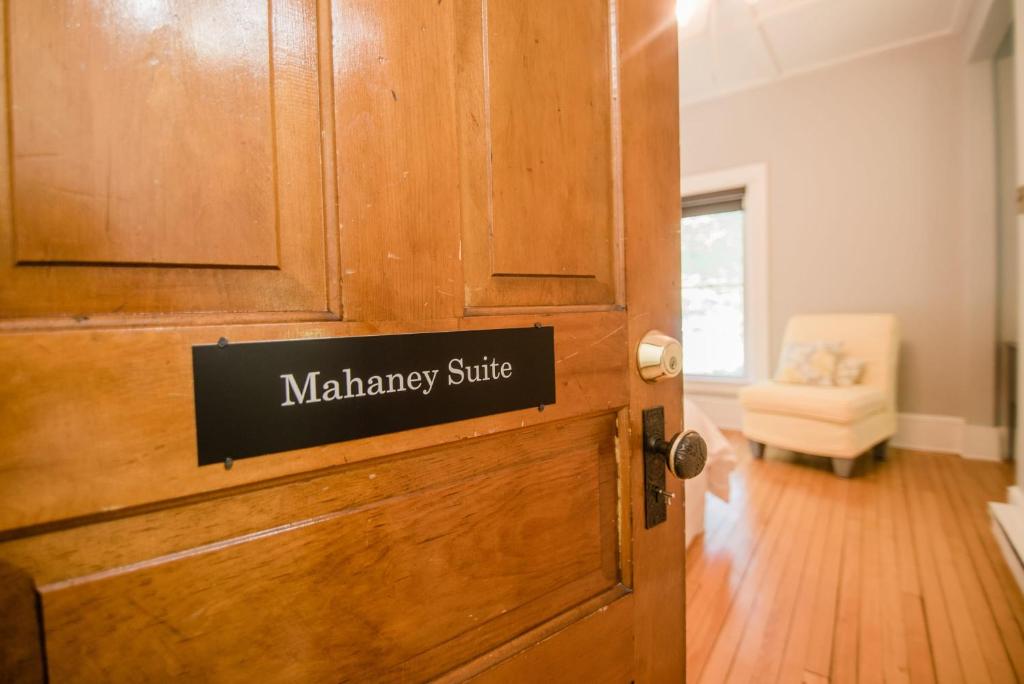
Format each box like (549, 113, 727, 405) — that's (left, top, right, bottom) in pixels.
(686, 438, 1024, 683)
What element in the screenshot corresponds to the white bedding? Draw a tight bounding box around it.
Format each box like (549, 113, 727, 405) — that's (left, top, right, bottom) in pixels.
(683, 398, 738, 547)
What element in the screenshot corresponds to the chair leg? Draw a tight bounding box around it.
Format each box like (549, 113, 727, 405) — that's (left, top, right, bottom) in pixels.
(831, 457, 856, 478)
(749, 440, 765, 460)
(872, 440, 889, 461)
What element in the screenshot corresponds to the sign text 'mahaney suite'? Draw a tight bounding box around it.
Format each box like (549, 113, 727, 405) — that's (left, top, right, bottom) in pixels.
(191, 327, 556, 466)
(279, 356, 515, 407)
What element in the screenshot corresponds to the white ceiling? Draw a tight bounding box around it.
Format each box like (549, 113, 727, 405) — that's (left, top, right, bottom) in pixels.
(679, 0, 976, 105)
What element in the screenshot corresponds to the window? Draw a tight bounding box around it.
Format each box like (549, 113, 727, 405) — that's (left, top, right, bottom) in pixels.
(682, 190, 746, 378)
(681, 165, 768, 390)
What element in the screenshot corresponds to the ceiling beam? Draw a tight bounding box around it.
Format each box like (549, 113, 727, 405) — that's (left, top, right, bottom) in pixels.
(746, 2, 785, 76)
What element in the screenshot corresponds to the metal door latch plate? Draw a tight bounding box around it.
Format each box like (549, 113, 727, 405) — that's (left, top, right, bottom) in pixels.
(643, 406, 667, 529)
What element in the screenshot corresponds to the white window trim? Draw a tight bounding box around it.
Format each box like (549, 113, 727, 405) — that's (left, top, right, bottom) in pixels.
(681, 163, 769, 396)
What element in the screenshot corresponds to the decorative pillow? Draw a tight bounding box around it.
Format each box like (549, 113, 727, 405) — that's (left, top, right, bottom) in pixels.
(834, 356, 866, 386)
(774, 341, 843, 386)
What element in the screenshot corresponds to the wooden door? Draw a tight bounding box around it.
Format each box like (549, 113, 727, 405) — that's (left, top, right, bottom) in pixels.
(0, 1, 683, 681)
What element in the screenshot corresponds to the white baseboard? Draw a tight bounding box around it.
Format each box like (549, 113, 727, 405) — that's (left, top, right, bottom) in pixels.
(890, 414, 1006, 461)
(890, 413, 964, 454)
(686, 392, 1007, 461)
(965, 424, 1008, 462)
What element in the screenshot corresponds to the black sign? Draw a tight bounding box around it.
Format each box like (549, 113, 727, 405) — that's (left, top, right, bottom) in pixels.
(192, 326, 556, 466)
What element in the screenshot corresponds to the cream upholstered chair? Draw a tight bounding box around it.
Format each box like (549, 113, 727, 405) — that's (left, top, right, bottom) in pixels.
(738, 314, 899, 477)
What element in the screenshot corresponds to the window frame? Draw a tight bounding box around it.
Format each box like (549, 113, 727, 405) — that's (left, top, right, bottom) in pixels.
(681, 163, 769, 395)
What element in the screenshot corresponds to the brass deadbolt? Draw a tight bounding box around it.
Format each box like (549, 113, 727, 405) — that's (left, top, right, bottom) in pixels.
(636, 330, 683, 382)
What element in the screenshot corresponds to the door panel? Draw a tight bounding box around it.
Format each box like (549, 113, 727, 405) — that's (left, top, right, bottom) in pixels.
(485, 1, 614, 280)
(0, 0, 682, 681)
(0, 0, 328, 318)
(456, 0, 621, 309)
(31, 416, 619, 682)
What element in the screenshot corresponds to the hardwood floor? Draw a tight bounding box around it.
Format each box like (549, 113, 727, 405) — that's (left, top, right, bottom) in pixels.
(686, 438, 1024, 683)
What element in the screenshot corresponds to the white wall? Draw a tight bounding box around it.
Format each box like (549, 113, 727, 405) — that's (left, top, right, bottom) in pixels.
(681, 36, 998, 431)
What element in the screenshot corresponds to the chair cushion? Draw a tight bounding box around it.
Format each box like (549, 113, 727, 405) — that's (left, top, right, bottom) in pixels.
(739, 381, 887, 424)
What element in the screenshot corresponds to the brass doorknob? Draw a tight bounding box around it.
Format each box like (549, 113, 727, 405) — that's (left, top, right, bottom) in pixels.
(647, 430, 707, 480)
